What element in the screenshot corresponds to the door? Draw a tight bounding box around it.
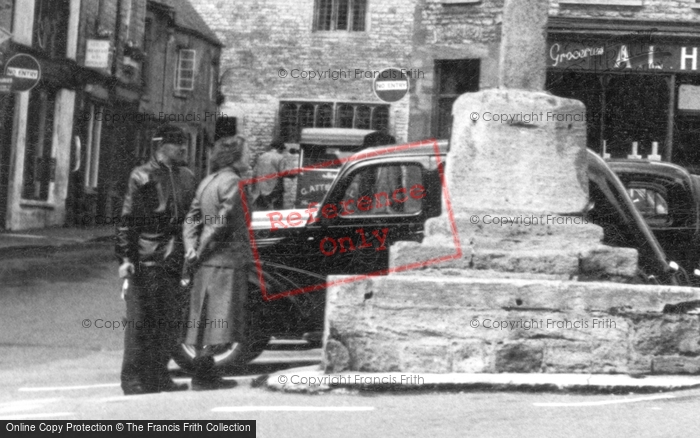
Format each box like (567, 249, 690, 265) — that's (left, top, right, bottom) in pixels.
(311, 161, 429, 276)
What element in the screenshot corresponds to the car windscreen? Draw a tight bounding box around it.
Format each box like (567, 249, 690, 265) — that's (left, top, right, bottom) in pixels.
(300, 145, 362, 168)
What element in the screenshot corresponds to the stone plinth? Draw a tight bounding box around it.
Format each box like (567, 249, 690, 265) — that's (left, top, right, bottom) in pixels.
(321, 76, 696, 375)
(324, 276, 700, 375)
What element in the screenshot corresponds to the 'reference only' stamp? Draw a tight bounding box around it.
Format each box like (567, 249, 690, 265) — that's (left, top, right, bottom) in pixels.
(238, 139, 461, 301)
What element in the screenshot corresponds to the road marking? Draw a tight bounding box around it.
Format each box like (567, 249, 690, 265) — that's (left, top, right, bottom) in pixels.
(19, 378, 191, 393)
(19, 383, 120, 392)
(534, 394, 676, 407)
(0, 412, 73, 420)
(0, 398, 63, 414)
(212, 406, 375, 412)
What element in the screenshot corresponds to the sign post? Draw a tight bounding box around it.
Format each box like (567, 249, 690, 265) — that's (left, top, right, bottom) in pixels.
(4, 53, 41, 92)
(372, 68, 409, 103)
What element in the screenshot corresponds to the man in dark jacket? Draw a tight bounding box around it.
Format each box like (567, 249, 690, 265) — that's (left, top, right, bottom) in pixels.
(116, 124, 196, 395)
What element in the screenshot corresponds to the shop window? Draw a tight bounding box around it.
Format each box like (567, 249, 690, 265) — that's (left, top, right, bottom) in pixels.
(314, 0, 366, 32)
(175, 49, 196, 91)
(316, 104, 333, 127)
(355, 105, 371, 129)
(299, 103, 316, 131)
(278, 101, 390, 142)
(23, 88, 56, 200)
(371, 106, 389, 132)
(83, 103, 104, 190)
(434, 59, 480, 139)
(33, 0, 70, 58)
(336, 104, 354, 128)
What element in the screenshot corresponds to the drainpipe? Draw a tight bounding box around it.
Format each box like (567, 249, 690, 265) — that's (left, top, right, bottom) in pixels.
(161, 27, 174, 114)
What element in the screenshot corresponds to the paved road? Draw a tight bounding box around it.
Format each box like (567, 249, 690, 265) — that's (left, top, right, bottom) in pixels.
(2, 247, 700, 437)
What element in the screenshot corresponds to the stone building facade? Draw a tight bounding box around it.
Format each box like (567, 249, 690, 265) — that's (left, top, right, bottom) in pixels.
(190, 0, 700, 172)
(0, 0, 221, 230)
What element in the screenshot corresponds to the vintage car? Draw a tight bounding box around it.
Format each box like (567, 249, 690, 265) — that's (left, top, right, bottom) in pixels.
(606, 158, 700, 285)
(173, 142, 689, 372)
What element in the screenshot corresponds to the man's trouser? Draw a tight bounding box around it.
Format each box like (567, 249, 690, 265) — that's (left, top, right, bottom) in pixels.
(121, 266, 186, 390)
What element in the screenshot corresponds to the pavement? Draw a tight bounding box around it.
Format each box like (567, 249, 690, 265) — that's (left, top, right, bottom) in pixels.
(264, 365, 700, 394)
(0, 225, 114, 258)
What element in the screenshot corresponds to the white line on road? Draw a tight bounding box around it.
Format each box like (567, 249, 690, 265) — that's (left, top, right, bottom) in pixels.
(0, 412, 73, 420)
(0, 398, 63, 411)
(212, 406, 375, 412)
(19, 383, 120, 392)
(534, 394, 676, 407)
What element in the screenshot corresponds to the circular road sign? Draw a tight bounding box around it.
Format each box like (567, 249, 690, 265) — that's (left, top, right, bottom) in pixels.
(4, 54, 41, 92)
(373, 68, 409, 103)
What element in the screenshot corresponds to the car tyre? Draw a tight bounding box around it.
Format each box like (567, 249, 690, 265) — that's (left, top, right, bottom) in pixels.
(172, 281, 270, 373)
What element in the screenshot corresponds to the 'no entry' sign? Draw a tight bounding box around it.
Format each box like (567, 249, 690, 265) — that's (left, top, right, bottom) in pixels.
(373, 68, 409, 103)
(4, 54, 41, 92)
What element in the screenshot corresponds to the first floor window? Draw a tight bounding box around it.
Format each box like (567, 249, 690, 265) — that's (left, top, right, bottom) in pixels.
(278, 101, 390, 142)
(23, 88, 57, 200)
(314, 0, 367, 32)
(176, 49, 196, 91)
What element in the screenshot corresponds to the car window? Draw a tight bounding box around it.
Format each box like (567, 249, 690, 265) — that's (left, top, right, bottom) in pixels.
(340, 164, 423, 216)
(628, 187, 670, 227)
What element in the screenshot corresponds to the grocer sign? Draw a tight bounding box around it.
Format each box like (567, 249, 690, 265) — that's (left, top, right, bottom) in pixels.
(548, 40, 700, 73)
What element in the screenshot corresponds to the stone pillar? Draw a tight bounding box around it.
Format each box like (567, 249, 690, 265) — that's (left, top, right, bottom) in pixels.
(322, 0, 700, 375)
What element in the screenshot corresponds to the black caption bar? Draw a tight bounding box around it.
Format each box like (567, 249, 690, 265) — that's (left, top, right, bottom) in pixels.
(3, 421, 255, 437)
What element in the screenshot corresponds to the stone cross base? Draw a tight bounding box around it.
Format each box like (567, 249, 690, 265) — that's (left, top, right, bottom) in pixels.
(391, 213, 639, 283)
(324, 276, 700, 375)
(321, 87, 696, 376)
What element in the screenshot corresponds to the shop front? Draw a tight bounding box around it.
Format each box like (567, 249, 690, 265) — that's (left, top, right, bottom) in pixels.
(547, 19, 700, 171)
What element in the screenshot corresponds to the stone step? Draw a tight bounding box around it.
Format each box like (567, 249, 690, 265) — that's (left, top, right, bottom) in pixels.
(324, 275, 700, 375)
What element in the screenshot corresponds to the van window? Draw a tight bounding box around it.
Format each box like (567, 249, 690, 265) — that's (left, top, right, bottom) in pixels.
(341, 164, 423, 216)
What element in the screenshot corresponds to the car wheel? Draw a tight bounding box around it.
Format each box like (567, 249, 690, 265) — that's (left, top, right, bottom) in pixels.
(172, 335, 270, 373)
(172, 280, 270, 373)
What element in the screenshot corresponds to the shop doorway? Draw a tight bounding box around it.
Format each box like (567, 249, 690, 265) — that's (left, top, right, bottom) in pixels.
(603, 75, 668, 158)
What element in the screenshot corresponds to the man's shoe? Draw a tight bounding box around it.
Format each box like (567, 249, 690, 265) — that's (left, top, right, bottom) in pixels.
(158, 379, 189, 392)
(191, 376, 238, 391)
(122, 384, 158, 396)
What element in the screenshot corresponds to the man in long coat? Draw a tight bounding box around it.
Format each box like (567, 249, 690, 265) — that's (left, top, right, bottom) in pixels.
(182, 135, 253, 390)
(116, 124, 195, 395)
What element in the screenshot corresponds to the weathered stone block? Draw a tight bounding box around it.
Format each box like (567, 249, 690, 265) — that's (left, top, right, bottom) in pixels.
(450, 89, 588, 214)
(632, 315, 700, 356)
(450, 340, 489, 373)
(495, 342, 544, 373)
(652, 356, 700, 374)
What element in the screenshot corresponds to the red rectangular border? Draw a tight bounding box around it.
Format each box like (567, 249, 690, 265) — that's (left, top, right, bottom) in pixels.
(239, 139, 462, 301)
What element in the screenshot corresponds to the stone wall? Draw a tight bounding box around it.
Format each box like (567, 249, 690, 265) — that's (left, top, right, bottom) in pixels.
(551, 0, 700, 21)
(190, 0, 414, 153)
(325, 276, 700, 375)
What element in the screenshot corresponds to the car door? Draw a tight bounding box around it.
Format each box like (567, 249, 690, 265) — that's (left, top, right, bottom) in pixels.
(310, 159, 432, 276)
(617, 174, 698, 281)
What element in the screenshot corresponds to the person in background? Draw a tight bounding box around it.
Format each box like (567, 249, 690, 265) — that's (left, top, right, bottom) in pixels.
(182, 135, 253, 390)
(252, 138, 294, 210)
(116, 124, 196, 395)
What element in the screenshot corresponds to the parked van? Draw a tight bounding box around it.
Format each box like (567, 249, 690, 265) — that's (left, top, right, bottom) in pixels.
(294, 128, 395, 208)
